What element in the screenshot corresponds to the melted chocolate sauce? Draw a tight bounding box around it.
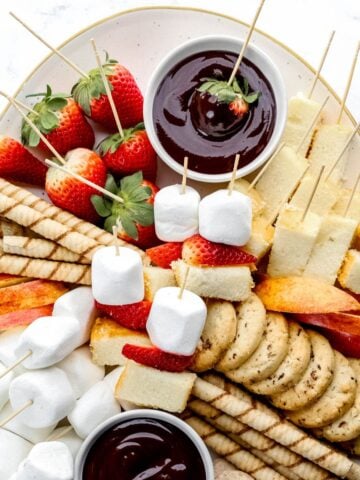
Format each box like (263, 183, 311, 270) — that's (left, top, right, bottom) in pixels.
(153, 50, 276, 174)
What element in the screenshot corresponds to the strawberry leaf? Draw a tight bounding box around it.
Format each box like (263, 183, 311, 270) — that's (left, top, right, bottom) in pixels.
(127, 203, 154, 226)
(47, 97, 68, 110)
(104, 215, 118, 233)
(28, 129, 40, 147)
(40, 111, 59, 130)
(91, 195, 111, 217)
(244, 92, 261, 103)
(120, 213, 138, 240)
(105, 174, 118, 195)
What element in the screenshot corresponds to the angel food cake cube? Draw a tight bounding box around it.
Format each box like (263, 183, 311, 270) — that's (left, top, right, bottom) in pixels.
(244, 217, 274, 260)
(290, 174, 339, 216)
(338, 250, 360, 294)
(267, 205, 322, 277)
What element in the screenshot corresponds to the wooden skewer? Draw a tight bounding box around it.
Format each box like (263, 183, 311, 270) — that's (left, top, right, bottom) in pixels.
(112, 225, 120, 256)
(0, 399, 33, 428)
(344, 173, 360, 217)
(308, 30, 335, 99)
(228, 154, 241, 195)
(178, 265, 190, 300)
(181, 156, 189, 194)
(0, 350, 32, 380)
(326, 122, 360, 180)
(0, 92, 65, 166)
(301, 165, 325, 222)
(247, 142, 285, 192)
(46, 425, 74, 442)
(9, 12, 89, 79)
(337, 41, 360, 124)
(12, 98, 39, 116)
(227, 0, 266, 86)
(90, 38, 124, 138)
(45, 159, 124, 204)
(295, 96, 329, 154)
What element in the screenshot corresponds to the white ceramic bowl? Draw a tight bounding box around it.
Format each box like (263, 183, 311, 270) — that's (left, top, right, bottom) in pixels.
(74, 409, 214, 479)
(144, 35, 287, 183)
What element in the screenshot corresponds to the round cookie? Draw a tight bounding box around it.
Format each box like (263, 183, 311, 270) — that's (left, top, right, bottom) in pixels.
(318, 358, 360, 442)
(191, 300, 237, 372)
(271, 330, 335, 411)
(216, 294, 266, 372)
(225, 313, 289, 384)
(245, 322, 311, 396)
(288, 351, 357, 428)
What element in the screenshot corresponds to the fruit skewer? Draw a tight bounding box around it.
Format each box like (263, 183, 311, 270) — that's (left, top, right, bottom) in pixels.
(307, 30, 335, 99)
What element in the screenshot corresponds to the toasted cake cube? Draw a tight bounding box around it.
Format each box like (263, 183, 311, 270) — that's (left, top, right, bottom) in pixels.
(244, 217, 274, 260)
(255, 146, 308, 219)
(90, 317, 150, 366)
(143, 266, 176, 301)
(290, 174, 339, 216)
(338, 250, 360, 294)
(115, 360, 196, 413)
(332, 188, 360, 221)
(268, 205, 322, 277)
(282, 93, 323, 156)
(171, 260, 253, 302)
(304, 215, 357, 284)
(355, 225, 360, 251)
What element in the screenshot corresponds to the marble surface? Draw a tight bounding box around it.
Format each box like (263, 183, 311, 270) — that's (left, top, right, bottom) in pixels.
(0, 0, 359, 118)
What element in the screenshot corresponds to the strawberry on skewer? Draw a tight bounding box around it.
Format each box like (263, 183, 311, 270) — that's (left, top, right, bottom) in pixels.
(95, 300, 151, 330)
(146, 242, 183, 269)
(122, 344, 194, 373)
(21, 86, 94, 155)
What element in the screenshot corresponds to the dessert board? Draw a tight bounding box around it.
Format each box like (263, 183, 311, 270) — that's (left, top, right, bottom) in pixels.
(0, 5, 359, 480)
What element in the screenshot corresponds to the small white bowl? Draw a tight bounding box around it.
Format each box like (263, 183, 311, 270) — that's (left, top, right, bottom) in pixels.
(74, 409, 214, 479)
(144, 35, 287, 183)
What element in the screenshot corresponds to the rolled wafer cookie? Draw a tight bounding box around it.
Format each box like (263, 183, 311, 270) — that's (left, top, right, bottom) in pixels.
(192, 375, 360, 479)
(0, 178, 143, 255)
(2, 236, 90, 264)
(0, 192, 99, 259)
(0, 218, 24, 236)
(0, 253, 90, 284)
(188, 399, 334, 480)
(183, 414, 286, 480)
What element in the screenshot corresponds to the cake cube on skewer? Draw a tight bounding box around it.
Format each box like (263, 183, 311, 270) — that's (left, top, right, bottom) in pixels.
(290, 173, 339, 216)
(243, 217, 274, 260)
(338, 249, 360, 294)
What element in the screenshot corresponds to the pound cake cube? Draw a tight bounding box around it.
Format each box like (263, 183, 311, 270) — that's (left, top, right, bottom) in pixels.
(115, 360, 196, 413)
(143, 266, 176, 301)
(338, 250, 360, 294)
(290, 174, 339, 216)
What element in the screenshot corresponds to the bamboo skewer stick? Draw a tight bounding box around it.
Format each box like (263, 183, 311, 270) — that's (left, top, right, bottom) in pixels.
(301, 165, 325, 222)
(337, 41, 360, 124)
(247, 143, 285, 192)
(228, 0, 266, 86)
(46, 425, 74, 442)
(112, 225, 120, 256)
(0, 351, 32, 381)
(0, 400, 33, 428)
(308, 30, 335, 99)
(295, 96, 329, 154)
(344, 173, 360, 217)
(181, 156, 189, 194)
(228, 154, 241, 195)
(326, 122, 359, 180)
(9, 12, 89, 79)
(178, 265, 190, 299)
(90, 38, 124, 138)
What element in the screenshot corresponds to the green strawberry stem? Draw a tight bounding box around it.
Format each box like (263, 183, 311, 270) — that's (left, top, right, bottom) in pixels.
(98, 122, 145, 155)
(197, 76, 260, 106)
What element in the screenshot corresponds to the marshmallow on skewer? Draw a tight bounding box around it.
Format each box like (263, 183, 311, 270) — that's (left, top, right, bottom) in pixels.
(14, 316, 82, 369)
(146, 286, 207, 356)
(9, 367, 76, 428)
(0, 402, 56, 443)
(16, 442, 73, 480)
(0, 361, 14, 411)
(68, 375, 121, 439)
(48, 427, 83, 458)
(199, 189, 252, 246)
(154, 184, 200, 241)
(92, 246, 144, 305)
(0, 428, 32, 479)
(56, 346, 105, 398)
(0, 327, 27, 374)
(53, 287, 96, 344)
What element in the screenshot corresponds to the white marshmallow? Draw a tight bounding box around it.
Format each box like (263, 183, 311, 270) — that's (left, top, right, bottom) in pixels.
(146, 286, 207, 355)
(92, 246, 144, 306)
(0, 402, 56, 443)
(68, 380, 121, 439)
(15, 316, 81, 369)
(16, 442, 73, 480)
(53, 287, 96, 344)
(9, 367, 76, 428)
(154, 184, 200, 241)
(199, 189, 252, 246)
(0, 429, 32, 479)
(0, 327, 27, 374)
(49, 427, 83, 459)
(103, 366, 124, 393)
(56, 346, 105, 398)
(0, 361, 14, 411)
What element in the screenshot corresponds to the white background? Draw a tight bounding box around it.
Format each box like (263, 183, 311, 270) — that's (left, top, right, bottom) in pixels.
(0, 0, 359, 117)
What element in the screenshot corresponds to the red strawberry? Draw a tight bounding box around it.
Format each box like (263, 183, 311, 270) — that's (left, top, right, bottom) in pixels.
(229, 97, 249, 119)
(46, 148, 107, 223)
(146, 242, 182, 269)
(122, 344, 193, 372)
(72, 57, 143, 131)
(95, 300, 151, 330)
(92, 173, 160, 249)
(21, 86, 94, 156)
(182, 234, 257, 266)
(99, 123, 157, 181)
(0, 135, 47, 186)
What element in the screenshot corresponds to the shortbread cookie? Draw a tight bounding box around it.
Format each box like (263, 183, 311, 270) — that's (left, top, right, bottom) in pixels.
(192, 300, 237, 373)
(288, 351, 357, 428)
(319, 358, 360, 442)
(271, 331, 335, 411)
(225, 313, 289, 384)
(216, 294, 266, 372)
(245, 322, 311, 396)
